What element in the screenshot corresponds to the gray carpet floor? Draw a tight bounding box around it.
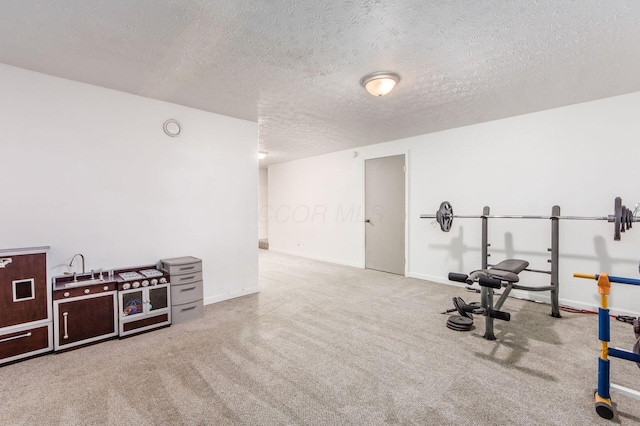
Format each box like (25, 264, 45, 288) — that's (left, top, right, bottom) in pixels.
(1, 249, 639, 425)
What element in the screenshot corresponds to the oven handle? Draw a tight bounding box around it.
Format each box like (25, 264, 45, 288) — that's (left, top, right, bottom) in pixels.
(63, 312, 69, 339)
(0, 331, 32, 343)
(180, 286, 196, 291)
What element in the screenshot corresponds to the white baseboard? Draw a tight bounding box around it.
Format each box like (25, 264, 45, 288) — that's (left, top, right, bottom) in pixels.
(269, 248, 362, 268)
(558, 297, 640, 317)
(407, 272, 477, 290)
(407, 272, 449, 284)
(204, 286, 260, 305)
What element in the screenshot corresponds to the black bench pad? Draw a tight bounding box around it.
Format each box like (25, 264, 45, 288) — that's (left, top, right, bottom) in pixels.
(491, 259, 529, 274)
(471, 259, 529, 283)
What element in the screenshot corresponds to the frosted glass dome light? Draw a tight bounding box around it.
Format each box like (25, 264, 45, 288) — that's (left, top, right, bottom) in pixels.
(360, 72, 400, 96)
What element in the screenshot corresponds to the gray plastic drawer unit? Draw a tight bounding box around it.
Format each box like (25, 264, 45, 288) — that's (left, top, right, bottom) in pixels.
(160, 256, 204, 325)
(172, 300, 204, 324)
(171, 280, 204, 305)
(171, 270, 203, 286)
(160, 256, 202, 275)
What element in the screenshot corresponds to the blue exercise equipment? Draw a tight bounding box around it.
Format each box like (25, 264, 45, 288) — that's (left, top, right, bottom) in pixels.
(574, 272, 640, 420)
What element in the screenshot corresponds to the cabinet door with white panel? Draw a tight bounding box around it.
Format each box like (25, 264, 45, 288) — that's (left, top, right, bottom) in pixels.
(118, 281, 171, 337)
(53, 283, 118, 351)
(0, 247, 52, 365)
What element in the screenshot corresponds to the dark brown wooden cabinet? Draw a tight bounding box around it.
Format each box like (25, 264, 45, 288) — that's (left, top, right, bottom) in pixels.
(0, 252, 48, 328)
(53, 284, 118, 351)
(0, 325, 50, 360)
(0, 247, 52, 365)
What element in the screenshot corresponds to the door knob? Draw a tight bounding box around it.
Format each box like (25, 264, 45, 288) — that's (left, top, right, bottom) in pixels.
(365, 219, 371, 223)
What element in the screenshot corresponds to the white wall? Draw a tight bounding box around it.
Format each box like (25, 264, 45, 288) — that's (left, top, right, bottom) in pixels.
(259, 168, 269, 240)
(0, 64, 259, 304)
(269, 91, 640, 316)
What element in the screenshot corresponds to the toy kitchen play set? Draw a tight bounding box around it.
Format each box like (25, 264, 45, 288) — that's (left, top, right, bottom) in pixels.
(0, 247, 204, 366)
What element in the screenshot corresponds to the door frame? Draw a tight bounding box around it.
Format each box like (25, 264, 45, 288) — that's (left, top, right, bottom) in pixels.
(361, 149, 410, 276)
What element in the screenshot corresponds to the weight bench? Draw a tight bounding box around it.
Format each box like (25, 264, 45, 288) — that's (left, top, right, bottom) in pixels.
(448, 259, 534, 340)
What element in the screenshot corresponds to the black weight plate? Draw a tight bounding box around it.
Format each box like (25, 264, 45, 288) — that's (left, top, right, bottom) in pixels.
(614, 197, 622, 241)
(634, 318, 640, 338)
(436, 201, 454, 232)
(446, 316, 474, 331)
(447, 323, 473, 331)
(446, 323, 472, 331)
(453, 297, 473, 319)
(468, 302, 483, 315)
(622, 207, 629, 231)
(448, 315, 474, 326)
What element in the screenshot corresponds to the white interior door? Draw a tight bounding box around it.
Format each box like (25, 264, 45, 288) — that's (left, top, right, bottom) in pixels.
(365, 154, 405, 275)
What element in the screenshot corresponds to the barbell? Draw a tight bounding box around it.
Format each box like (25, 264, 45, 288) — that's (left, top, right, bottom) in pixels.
(420, 197, 638, 241)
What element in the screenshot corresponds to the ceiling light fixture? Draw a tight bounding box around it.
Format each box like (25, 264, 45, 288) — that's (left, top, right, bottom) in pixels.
(360, 72, 400, 97)
(258, 151, 268, 160)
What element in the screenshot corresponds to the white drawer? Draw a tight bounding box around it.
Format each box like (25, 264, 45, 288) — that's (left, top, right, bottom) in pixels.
(171, 300, 204, 324)
(171, 281, 203, 305)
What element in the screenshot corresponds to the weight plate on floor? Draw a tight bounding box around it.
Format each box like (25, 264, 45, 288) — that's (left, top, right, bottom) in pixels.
(453, 297, 473, 319)
(446, 323, 468, 331)
(447, 323, 472, 331)
(633, 338, 640, 369)
(446, 315, 474, 332)
(467, 302, 482, 318)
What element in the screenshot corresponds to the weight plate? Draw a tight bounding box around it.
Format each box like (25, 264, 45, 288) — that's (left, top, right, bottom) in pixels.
(622, 207, 630, 232)
(614, 197, 622, 241)
(452, 297, 473, 319)
(436, 201, 454, 232)
(634, 338, 640, 369)
(635, 318, 640, 338)
(446, 315, 474, 331)
(448, 315, 474, 326)
(467, 302, 483, 314)
(447, 323, 473, 331)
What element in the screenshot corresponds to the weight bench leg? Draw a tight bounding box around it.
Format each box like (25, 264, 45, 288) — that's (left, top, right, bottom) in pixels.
(481, 283, 515, 340)
(494, 284, 513, 311)
(481, 286, 496, 340)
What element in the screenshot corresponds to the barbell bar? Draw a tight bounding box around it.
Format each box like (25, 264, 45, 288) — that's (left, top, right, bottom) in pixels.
(420, 197, 637, 241)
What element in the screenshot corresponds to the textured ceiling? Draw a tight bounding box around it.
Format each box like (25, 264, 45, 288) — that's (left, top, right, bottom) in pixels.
(1, 1, 640, 166)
